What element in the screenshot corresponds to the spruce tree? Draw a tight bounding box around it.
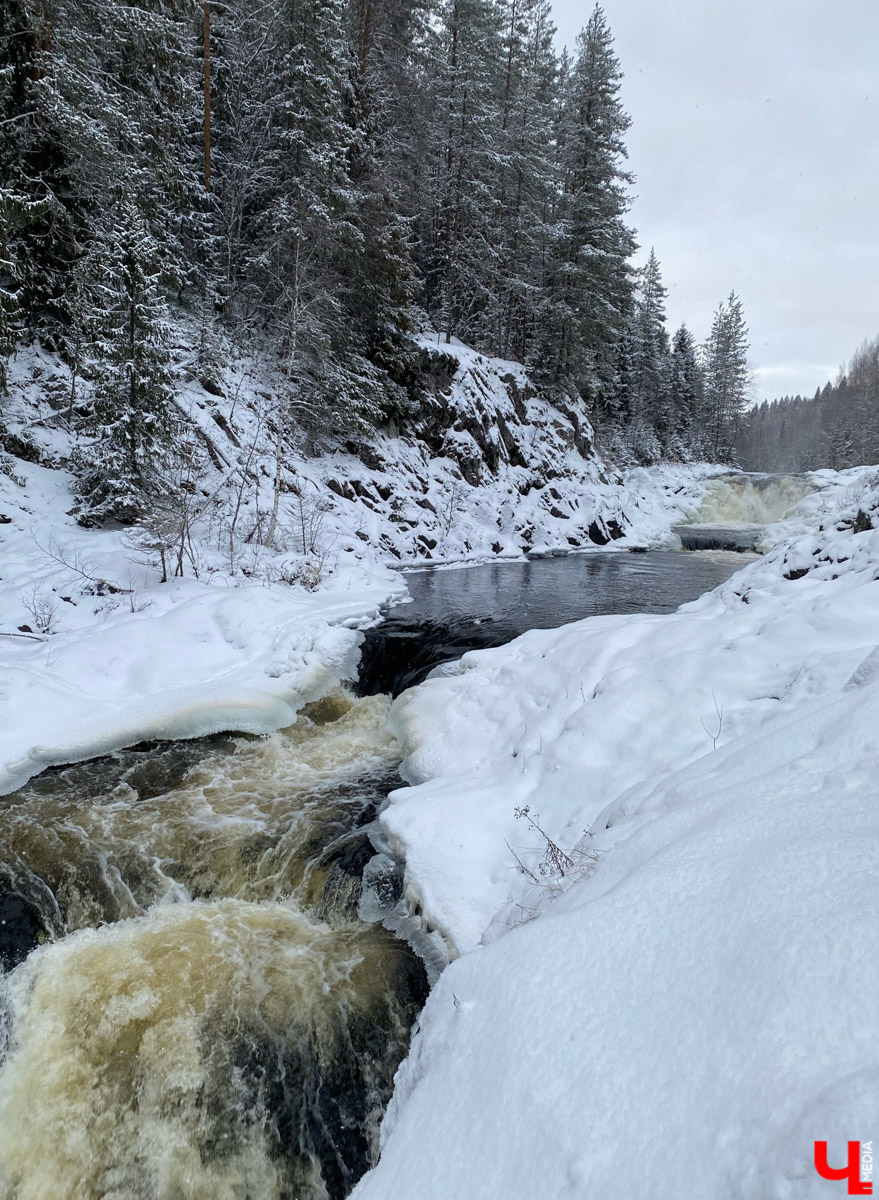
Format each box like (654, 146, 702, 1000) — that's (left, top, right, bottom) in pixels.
(0, 190, 23, 391)
(73, 208, 177, 524)
(0, 0, 206, 330)
(534, 4, 636, 398)
(491, 0, 559, 363)
(703, 291, 750, 462)
(627, 248, 670, 457)
(428, 0, 505, 345)
(343, 41, 418, 411)
(669, 323, 704, 457)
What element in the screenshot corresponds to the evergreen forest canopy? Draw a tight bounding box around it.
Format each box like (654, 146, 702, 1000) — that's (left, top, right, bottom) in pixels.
(0, 0, 756, 524)
(738, 333, 879, 473)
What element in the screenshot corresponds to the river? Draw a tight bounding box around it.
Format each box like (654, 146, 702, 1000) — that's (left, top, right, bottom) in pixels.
(0, 547, 750, 1200)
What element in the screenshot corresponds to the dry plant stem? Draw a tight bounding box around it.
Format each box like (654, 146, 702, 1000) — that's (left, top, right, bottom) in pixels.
(31, 533, 133, 594)
(700, 691, 724, 750)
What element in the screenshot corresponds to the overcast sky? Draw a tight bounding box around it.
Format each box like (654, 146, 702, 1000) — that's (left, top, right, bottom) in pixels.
(551, 0, 879, 401)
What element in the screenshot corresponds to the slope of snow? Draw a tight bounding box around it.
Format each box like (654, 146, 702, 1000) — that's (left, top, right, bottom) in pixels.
(0, 332, 727, 794)
(278, 338, 725, 563)
(351, 469, 879, 1199)
(0, 453, 404, 795)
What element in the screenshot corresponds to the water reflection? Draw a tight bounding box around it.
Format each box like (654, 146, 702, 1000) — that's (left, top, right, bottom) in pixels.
(358, 550, 749, 695)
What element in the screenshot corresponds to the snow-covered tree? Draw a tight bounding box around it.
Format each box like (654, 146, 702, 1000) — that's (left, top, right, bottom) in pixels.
(0, 191, 23, 391)
(1, 0, 740, 472)
(534, 4, 636, 397)
(73, 209, 177, 524)
(702, 291, 750, 462)
(490, 0, 559, 363)
(669, 323, 704, 457)
(627, 249, 670, 454)
(427, 0, 505, 344)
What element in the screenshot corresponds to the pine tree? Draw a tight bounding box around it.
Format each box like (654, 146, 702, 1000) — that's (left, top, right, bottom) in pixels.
(72, 208, 177, 524)
(703, 290, 750, 462)
(534, 4, 636, 398)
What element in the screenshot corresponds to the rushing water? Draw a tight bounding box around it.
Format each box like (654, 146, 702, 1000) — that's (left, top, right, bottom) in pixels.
(0, 549, 752, 1199)
(673, 472, 818, 551)
(0, 693, 427, 1200)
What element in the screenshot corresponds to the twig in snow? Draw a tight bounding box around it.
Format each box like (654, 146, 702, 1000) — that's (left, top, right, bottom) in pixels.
(700, 691, 724, 750)
(30, 532, 133, 594)
(505, 839, 541, 884)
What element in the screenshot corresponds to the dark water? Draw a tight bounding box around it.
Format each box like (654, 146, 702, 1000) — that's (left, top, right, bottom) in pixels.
(357, 549, 750, 695)
(0, 693, 428, 1200)
(0, 548, 750, 1198)
(674, 525, 764, 551)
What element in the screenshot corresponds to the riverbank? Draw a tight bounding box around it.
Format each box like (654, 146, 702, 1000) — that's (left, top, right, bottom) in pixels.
(0, 334, 723, 795)
(0, 455, 714, 796)
(352, 467, 879, 1199)
(0, 344, 737, 797)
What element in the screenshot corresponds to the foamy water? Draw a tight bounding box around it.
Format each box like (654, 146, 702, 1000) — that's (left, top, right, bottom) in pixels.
(0, 692, 427, 1200)
(687, 474, 817, 528)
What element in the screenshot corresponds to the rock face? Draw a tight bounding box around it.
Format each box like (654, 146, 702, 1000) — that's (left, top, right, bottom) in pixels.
(308, 339, 631, 560)
(0, 332, 634, 569)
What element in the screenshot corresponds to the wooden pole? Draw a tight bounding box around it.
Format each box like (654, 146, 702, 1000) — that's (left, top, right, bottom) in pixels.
(203, 2, 212, 192)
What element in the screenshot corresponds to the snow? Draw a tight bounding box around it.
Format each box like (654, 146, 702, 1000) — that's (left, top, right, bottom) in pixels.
(6, 329, 879, 1198)
(0, 453, 403, 795)
(0, 332, 727, 796)
(351, 468, 879, 1199)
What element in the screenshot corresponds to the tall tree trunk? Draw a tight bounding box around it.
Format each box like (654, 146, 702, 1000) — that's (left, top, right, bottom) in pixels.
(203, 3, 212, 192)
(266, 240, 302, 549)
(358, 0, 374, 75)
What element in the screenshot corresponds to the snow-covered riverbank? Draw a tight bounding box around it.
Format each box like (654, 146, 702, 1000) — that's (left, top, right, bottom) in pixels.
(0, 460, 714, 797)
(353, 466, 879, 1199)
(0, 542, 402, 797)
(4, 337, 878, 1197)
(0, 334, 729, 795)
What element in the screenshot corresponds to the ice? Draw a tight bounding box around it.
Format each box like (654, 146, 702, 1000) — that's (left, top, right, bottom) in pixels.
(0, 456, 403, 794)
(4, 331, 879, 1198)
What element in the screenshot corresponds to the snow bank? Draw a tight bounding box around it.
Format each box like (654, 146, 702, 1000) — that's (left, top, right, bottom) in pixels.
(353, 469, 879, 1199)
(0, 456, 403, 795)
(0, 332, 728, 796)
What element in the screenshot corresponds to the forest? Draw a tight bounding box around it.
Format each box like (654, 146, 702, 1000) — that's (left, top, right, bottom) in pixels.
(738, 333, 879, 472)
(1, 0, 754, 529)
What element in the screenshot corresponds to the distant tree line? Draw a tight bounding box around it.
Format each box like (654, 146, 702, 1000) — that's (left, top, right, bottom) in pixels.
(738, 334, 879, 472)
(0, 0, 752, 524)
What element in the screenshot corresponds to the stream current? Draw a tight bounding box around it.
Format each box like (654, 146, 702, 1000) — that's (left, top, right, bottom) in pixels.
(0, 548, 751, 1200)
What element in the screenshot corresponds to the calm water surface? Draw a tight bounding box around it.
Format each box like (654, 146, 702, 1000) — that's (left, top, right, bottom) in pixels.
(358, 549, 752, 694)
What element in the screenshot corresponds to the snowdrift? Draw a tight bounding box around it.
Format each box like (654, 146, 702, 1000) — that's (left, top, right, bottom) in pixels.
(353, 466, 879, 1199)
(0, 459, 401, 794)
